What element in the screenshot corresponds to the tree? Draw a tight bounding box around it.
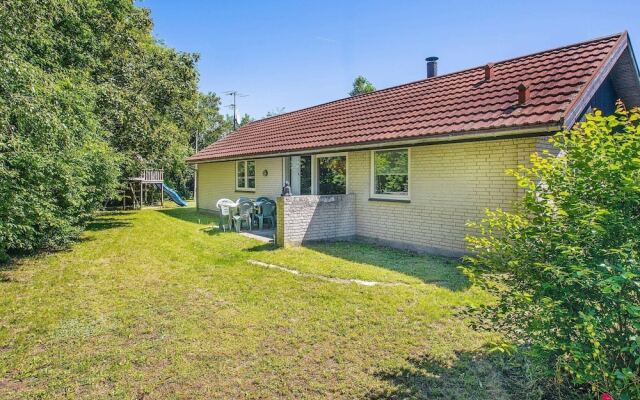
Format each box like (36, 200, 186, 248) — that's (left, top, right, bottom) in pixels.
(349, 75, 376, 96)
(191, 92, 227, 151)
(463, 105, 640, 398)
(265, 107, 286, 118)
(239, 113, 253, 126)
(0, 0, 209, 257)
(0, 0, 122, 257)
(224, 113, 252, 131)
(88, 6, 201, 196)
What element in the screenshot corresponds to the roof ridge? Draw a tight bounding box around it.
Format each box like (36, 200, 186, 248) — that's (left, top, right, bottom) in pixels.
(488, 32, 624, 66)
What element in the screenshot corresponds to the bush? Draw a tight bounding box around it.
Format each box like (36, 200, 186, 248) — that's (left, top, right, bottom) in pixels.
(0, 0, 206, 257)
(0, 56, 121, 257)
(463, 104, 640, 398)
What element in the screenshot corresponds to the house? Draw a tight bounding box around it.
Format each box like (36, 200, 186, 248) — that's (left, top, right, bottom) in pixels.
(187, 32, 640, 256)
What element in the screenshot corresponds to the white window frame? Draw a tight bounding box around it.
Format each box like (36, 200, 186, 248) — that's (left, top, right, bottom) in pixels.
(235, 160, 256, 192)
(282, 155, 316, 195)
(370, 148, 410, 200)
(281, 153, 348, 195)
(315, 152, 348, 195)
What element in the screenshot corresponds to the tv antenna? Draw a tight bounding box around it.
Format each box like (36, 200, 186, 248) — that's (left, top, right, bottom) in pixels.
(224, 91, 248, 130)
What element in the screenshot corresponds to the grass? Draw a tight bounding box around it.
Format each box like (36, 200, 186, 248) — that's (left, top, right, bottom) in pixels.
(0, 206, 527, 399)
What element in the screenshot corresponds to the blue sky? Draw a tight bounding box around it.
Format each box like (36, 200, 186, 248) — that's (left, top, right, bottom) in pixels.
(141, 0, 640, 119)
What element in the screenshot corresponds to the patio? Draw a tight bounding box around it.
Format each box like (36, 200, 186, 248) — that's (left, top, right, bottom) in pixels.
(215, 193, 356, 248)
(239, 228, 275, 243)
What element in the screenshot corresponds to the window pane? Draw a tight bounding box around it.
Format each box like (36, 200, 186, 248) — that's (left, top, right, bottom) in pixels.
(375, 174, 408, 195)
(375, 150, 407, 175)
(318, 156, 346, 195)
(300, 156, 312, 195)
(284, 157, 291, 184)
(248, 177, 255, 188)
(247, 160, 255, 178)
(237, 161, 246, 178)
(374, 150, 408, 195)
(237, 161, 246, 188)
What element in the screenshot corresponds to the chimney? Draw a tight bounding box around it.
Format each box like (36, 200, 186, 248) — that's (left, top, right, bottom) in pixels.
(484, 63, 495, 81)
(517, 83, 530, 105)
(425, 56, 438, 78)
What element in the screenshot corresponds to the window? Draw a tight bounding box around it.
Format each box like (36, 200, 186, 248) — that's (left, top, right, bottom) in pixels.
(317, 155, 346, 195)
(371, 149, 409, 199)
(236, 160, 255, 191)
(283, 153, 347, 195)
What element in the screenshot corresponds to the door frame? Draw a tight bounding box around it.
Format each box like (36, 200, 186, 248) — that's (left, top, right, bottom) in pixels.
(282, 152, 348, 195)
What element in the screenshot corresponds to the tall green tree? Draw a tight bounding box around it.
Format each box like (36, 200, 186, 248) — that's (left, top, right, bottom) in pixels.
(0, 0, 209, 257)
(349, 75, 376, 96)
(191, 92, 227, 151)
(86, 4, 201, 196)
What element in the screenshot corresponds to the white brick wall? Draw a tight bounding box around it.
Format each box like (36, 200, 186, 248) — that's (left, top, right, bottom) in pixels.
(276, 195, 356, 246)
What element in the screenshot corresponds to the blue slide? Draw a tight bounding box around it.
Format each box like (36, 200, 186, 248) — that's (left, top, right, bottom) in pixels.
(158, 184, 188, 206)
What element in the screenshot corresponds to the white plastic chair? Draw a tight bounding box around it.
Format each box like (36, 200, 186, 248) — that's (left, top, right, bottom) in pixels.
(216, 198, 235, 231)
(233, 202, 254, 232)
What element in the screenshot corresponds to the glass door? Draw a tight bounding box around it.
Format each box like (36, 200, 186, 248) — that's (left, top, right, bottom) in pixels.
(299, 156, 312, 195)
(285, 156, 312, 195)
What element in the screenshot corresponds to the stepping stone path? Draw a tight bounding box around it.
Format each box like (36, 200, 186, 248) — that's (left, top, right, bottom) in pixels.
(248, 260, 408, 287)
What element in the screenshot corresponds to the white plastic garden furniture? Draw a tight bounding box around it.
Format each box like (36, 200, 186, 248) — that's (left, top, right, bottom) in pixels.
(216, 198, 235, 231)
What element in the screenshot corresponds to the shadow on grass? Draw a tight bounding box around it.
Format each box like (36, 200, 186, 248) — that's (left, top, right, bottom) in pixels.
(86, 218, 132, 231)
(87, 211, 134, 232)
(369, 349, 584, 400)
(244, 240, 468, 290)
(1, 212, 133, 282)
(307, 241, 469, 291)
(158, 207, 219, 226)
(200, 226, 224, 236)
(369, 351, 552, 400)
(369, 352, 501, 399)
(246, 243, 278, 252)
(0, 252, 32, 283)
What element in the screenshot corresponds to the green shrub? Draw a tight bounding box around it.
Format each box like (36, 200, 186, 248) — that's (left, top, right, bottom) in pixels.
(0, 56, 121, 257)
(463, 105, 640, 398)
(0, 0, 207, 257)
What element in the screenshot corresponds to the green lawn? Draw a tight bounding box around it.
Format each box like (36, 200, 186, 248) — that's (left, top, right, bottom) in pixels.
(0, 206, 521, 399)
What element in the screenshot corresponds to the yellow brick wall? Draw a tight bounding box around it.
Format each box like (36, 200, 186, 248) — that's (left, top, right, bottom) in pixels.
(195, 136, 553, 255)
(255, 158, 284, 197)
(347, 136, 552, 256)
(196, 157, 283, 212)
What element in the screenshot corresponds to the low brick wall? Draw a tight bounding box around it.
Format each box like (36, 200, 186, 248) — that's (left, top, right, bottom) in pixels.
(276, 194, 356, 247)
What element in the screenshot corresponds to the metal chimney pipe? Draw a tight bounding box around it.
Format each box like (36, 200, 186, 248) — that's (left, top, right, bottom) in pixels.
(425, 56, 438, 78)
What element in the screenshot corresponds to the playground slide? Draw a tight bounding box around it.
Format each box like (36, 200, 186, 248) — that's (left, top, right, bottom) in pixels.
(158, 184, 188, 206)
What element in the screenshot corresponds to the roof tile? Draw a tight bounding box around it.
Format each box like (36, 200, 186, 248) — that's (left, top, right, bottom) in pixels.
(189, 33, 624, 162)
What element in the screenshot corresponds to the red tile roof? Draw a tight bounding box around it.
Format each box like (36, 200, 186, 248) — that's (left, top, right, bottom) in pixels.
(189, 33, 627, 162)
